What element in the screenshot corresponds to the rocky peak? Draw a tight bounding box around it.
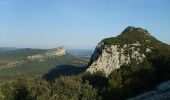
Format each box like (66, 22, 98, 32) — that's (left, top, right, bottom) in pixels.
(122, 26, 136, 32)
(122, 26, 150, 36)
(86, 26, 163, 76)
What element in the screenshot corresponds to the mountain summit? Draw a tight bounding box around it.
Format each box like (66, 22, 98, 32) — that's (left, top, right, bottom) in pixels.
(86, 26, 170, 76)
(121, 26, 150, 35)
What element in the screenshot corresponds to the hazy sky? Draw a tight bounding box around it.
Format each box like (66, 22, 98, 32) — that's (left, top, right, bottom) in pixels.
(0, 0, 170, 49)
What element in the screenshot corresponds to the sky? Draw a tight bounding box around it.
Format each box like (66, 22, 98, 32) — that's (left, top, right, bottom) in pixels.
(0, 0, 170, 49)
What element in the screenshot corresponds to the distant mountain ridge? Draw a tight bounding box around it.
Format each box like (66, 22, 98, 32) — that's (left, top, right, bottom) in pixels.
(0, 47, 20, 51)
(68, 49, 93, 58)
(28, 46, 66, 61)
(0, 46, 66, 70)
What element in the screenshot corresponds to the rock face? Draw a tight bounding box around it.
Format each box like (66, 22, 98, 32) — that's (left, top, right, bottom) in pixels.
(87, 44, 130, 76)
(44, 46, 66, 56)
(86, 26, 162, 76)
(128, 80, 170, 100)
(28, 46, 66, 61)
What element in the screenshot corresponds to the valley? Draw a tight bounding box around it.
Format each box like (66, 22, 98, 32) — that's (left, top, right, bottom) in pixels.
(0, 47, 92, 82)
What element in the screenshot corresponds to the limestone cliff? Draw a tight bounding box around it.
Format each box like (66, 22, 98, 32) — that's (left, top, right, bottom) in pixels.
(28, 46, 66, 61)
(86, 26, 165, 76)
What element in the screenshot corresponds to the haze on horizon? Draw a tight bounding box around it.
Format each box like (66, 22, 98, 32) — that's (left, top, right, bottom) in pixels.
(0, 0, 170, 49)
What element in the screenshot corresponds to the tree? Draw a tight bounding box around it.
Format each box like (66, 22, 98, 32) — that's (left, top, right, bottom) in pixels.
(52, 76, 81, 100)
(26, 78, 51, 100)
(52, 75, 98, 100)
(0, 87, 5, 100)
(80, 81, 97, 100)
(13, 77, 30, 100)
(1, 82, 15, 100)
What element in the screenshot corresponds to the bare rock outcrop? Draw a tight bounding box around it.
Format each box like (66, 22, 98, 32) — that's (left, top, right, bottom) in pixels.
(128, 80, 170, 100)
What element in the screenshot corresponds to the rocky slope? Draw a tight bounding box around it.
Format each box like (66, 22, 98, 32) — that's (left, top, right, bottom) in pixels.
(128, 80, 170, 100)
(86, 26, 170, 76)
